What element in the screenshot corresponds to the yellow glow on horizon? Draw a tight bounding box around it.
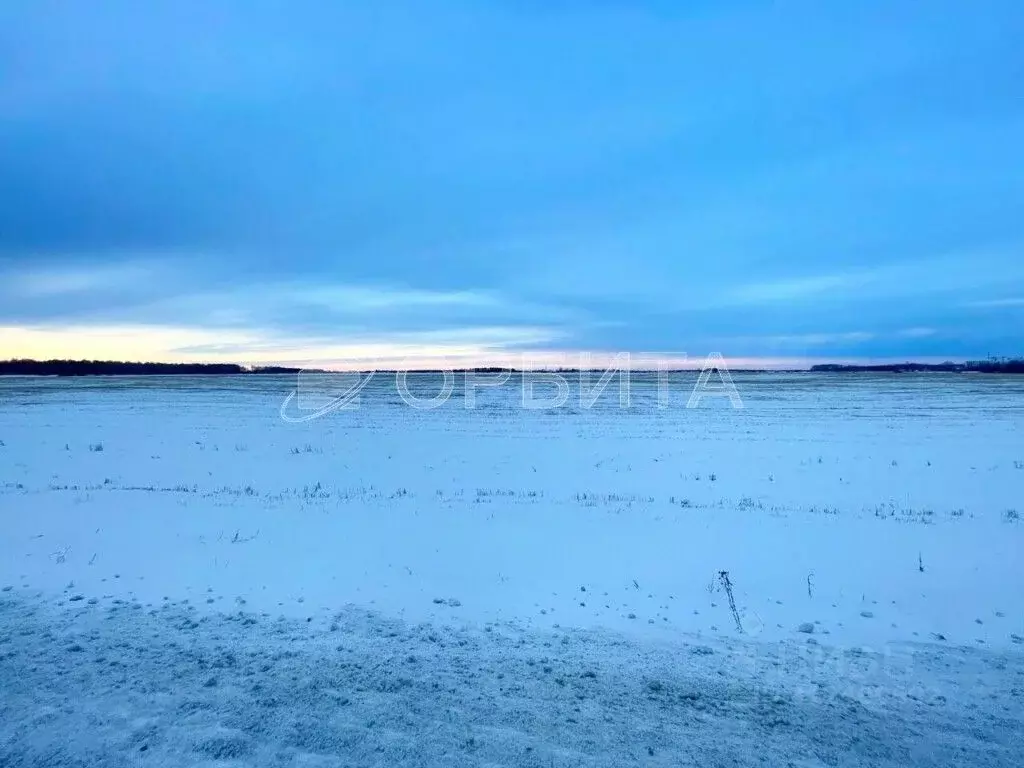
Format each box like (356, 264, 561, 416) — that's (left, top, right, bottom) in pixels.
(0, 323, 891, 371)
(0, 325, 506, 367)
(1, 325, 261, 363)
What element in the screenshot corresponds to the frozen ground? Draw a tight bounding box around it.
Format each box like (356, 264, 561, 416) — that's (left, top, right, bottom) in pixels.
(0, 372, 1022, 765)
(2, 591, 1022, 767)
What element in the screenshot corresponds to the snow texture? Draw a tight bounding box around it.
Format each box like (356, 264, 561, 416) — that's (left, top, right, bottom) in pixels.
(1, 372, 1023, 765)
(1, 592, 1022, 767)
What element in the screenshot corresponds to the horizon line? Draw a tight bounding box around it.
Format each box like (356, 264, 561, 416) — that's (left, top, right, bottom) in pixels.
(3, 355, 1021, 375)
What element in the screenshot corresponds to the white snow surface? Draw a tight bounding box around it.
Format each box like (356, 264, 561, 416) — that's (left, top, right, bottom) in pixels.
(0, 372, 1022, 766)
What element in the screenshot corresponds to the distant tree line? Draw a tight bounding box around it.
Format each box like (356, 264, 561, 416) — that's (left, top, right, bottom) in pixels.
(0, 359, 306, 376)
(3, 357, 1022, 376)
(810, 358, 1024, 374)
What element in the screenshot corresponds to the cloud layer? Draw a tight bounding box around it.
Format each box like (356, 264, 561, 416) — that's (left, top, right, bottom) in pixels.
(2, 1, 1022, 365)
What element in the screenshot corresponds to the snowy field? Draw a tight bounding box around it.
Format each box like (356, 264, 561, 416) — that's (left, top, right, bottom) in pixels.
(1, 372, 1022, 766)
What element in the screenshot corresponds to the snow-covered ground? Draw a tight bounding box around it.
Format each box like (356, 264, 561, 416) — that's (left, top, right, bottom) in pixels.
(1, 372, 1022, 766)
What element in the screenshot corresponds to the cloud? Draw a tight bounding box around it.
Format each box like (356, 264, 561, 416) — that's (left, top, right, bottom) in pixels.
(964, 297, 1024, 309)
(896, 327, 937, 338)
(707, 327, 942, 351)
(714, 331, 876, 348)
(291, 285, 500, 312)
(725, 273, 871, 304)
(1, 3, 1022, 360)
(2, 259, 172, 299)
(722, 247, 1024, 307)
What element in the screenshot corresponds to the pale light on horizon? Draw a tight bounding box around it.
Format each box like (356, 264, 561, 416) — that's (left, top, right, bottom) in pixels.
(0, 323, 978, 371)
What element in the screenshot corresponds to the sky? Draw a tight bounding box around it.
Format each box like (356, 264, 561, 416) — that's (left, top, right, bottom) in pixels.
(1, 1, 1022, 369)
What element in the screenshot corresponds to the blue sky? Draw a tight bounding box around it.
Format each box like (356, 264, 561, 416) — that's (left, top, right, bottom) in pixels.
(1, 1, 1022, 367)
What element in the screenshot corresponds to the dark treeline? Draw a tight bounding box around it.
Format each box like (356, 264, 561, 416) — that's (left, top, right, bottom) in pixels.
(4, 358, 1023, 376)
(810, 359, 1024, 374)
(0, 360, 769, 376)
(0, 359, 305, 376)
